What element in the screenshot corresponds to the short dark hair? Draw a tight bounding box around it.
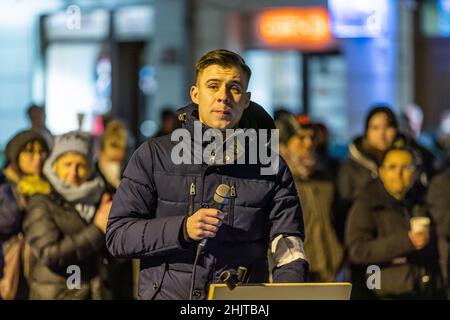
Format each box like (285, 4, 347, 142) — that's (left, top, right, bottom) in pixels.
(195, 49, 252, 87)
(26, 104, 44, 116)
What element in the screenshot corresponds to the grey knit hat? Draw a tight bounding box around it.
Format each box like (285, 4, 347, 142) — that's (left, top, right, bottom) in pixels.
(45, 131, 94, 169)
(43, 131, 105, 205)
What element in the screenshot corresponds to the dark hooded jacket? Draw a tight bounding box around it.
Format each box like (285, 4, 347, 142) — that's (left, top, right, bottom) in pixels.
(337, 135, 431, 241)
(22, 131, 107, 300)
(338, 137, 380, 204)
(0, 130, 49, 295)
(106, 103, 307, 300)
(337, 137, 379, 242)
(346, 180, 443, 299)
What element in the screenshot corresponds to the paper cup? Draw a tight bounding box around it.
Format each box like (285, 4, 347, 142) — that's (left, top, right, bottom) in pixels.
(410, 217, 430, 233)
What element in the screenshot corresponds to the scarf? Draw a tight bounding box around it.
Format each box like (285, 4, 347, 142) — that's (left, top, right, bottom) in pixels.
(43, 162, 105, 223)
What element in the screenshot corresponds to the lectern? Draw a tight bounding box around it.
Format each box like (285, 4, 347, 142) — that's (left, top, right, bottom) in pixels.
(208, 283, 352, 300)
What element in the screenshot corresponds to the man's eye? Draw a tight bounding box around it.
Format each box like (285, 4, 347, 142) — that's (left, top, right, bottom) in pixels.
(208, 84, 218, 90)
(231, 86, 241, 93)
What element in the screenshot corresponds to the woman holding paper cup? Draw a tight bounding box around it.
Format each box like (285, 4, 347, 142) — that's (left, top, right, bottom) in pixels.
(346, 147, 444, 299)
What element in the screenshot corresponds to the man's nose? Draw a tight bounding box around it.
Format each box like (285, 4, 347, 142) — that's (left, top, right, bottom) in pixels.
(216, 86, 230, 103)
(305, 137, 314, 148)
(394, 168, 403, 177)
(69, 167, 79, 180)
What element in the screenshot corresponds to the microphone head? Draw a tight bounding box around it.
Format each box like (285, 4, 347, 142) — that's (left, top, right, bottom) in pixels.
(214, 184, 231, 205)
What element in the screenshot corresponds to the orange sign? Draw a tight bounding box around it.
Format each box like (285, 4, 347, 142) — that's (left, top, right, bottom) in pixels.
(257, 8, 333, 47)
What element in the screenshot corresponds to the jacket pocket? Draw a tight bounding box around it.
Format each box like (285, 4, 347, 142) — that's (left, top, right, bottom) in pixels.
(139, 263, 168, 300)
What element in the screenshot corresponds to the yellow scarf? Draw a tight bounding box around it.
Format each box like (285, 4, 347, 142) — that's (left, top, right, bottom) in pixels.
(3, 166, 51, 197)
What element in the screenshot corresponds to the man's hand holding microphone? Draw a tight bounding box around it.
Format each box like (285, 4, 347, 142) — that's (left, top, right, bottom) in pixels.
(186, 208, 227, 241)
(185, 184, 231, 254)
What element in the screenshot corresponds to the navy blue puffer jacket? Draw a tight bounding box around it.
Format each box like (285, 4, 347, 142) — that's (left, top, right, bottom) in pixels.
(106, 104, 306, 300)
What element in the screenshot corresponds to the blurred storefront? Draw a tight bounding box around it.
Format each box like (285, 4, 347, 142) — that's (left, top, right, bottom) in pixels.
(193, 0, 415, 155)
(41, 4, 153, 141)
(0, 0, 190, 162)
(40, 1, 191, 145)
(241, 6, 348, 148)
(3, 0, 450, 162)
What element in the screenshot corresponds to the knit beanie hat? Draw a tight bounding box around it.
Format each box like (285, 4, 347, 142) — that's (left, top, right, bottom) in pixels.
(275, 112, 314, 145)
(43, 131, 104, 207)
(45, 131, 93, 169)
(5, 129, 49, 165)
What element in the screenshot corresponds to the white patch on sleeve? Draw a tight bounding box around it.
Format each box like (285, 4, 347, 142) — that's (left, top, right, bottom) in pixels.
(270, 234, 307, 268)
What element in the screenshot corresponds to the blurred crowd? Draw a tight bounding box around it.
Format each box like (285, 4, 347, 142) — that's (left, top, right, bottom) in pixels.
(1, 102, 450, 300)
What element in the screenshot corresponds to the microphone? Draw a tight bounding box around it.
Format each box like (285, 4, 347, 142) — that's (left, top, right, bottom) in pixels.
(197, 184, 231, 253)
(191, 184, 231, 300)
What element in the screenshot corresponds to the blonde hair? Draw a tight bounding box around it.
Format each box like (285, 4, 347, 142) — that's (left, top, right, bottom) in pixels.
(101, 120, 128, 150)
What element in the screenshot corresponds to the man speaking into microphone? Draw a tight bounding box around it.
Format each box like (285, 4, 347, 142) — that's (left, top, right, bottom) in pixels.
(106, 49, 308, 300)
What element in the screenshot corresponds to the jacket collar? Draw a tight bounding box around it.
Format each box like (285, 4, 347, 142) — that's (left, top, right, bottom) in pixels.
(349, 136, 380, 176)
(361, 179, 421, 211)
(175, 103, 247, 166)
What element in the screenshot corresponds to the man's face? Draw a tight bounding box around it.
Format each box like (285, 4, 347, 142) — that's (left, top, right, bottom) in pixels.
(287, 129, 316, 159)
(190, 65, 251, 129)
(379, 150, 416, 199)
(102, 140, 126, 164)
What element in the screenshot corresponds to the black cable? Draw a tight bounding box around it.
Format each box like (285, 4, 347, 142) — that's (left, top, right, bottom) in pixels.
(189, 243, 204, 300)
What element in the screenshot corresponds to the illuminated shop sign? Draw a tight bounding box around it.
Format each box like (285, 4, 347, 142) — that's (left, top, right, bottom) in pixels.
(328, 0, 388, 38)
(255, 8, 334, 50)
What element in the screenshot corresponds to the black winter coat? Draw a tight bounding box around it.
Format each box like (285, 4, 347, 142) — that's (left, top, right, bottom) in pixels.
(338, 137, 379, 206)
(345, 180, 443, 299)
(23, 193, 105, 299)
(106, 104, 307, 300)
(337, 137, 379, 242)
(337, 136, 432, 242)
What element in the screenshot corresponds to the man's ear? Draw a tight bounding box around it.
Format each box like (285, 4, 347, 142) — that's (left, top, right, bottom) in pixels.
(243, 92, 251, 109)
(190, 85, 199, 104)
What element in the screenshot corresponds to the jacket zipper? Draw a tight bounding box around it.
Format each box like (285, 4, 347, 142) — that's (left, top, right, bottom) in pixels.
(188, 179, 196, 216)
(229, 185, 236, 226)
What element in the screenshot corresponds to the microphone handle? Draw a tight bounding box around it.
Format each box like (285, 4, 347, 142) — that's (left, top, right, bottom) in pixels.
(198, 201, 227, 248)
